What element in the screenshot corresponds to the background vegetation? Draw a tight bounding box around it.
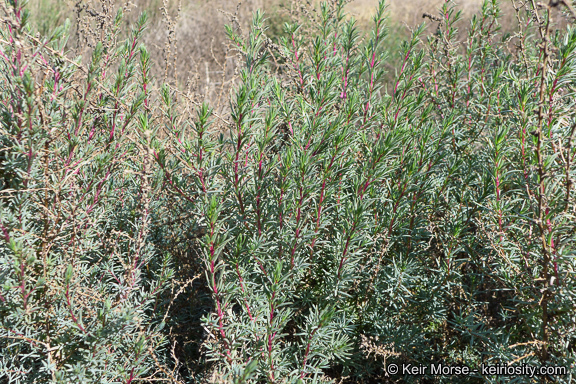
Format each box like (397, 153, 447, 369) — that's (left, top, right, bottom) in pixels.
(1, 0, 576, 383)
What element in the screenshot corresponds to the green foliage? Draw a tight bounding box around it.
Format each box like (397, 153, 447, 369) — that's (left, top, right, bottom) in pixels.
(2, 0, 576, 383)
(0, 2, 172, 383)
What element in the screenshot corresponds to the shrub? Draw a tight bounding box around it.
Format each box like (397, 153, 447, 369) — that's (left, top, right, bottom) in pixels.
(2, 0, 576, 383)
(0, 2, 173, 382)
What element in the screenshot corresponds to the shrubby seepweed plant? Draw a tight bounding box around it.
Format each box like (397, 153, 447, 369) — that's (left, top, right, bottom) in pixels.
(0, 1, 174, 382)
(1, 0, 576, 383)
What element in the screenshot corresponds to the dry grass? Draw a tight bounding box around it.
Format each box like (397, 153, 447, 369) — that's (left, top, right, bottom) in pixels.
(22, 0, 549, 151)
(23, 0, 572, 144)
(24, 0, 530, 94)
(25, 0, 517, 69)
(25, 0, 571, 138)
(346, 0, 486, 24)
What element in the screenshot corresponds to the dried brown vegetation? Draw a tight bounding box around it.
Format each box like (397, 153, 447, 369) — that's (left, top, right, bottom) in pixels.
(25, 0, 529, 105)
